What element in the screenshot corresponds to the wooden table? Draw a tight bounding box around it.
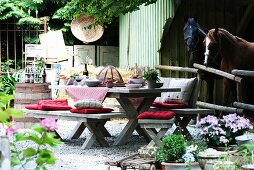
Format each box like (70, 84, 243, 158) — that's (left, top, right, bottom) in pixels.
(50, 85, 180, 146)
(106, 87, 180, 145)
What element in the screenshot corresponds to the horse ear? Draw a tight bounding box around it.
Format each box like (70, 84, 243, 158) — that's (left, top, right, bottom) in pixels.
(215, 27, 219, 34)
(193, 17, 197, 22)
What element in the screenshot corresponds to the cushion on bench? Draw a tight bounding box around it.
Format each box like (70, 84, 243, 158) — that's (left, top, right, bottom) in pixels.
(152, 101, 189, 109)
(137, 111, 175, 119)
(25, 99, 72, 111)
(25, 104, 40, 110)
(37, 99, 68, 105)
(70, 108, 114, 114)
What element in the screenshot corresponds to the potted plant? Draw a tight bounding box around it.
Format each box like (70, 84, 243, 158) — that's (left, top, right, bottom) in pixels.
(196, 113, 253, 149)
(155, 134, 203, 170)
(143, 69, 160, 88)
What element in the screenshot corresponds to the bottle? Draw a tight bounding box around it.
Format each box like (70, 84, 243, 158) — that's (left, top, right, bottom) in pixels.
(83, 63, 89, 77)
(42, 69, 46, 83)
(25, 67, 30, 83)
(29, 67, 34, 83)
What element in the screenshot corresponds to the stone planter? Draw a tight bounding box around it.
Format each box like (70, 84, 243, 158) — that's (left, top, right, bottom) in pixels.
(205, 160, 236, 170)
(147, 80, 157, 88)
(161, 162, 201, 170)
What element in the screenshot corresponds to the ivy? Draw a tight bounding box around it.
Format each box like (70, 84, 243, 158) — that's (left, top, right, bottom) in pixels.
(53, 0, 158, 26)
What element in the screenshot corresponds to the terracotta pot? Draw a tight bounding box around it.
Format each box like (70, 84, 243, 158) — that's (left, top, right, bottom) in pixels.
(161, 162, 201, 170)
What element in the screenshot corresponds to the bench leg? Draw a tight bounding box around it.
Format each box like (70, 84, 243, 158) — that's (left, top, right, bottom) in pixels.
(96, 121, 111, 137)
(82, 121, 109, 148)
(68, 122, 86, 139)
(173, 116, 192, 140)
(145, 128, 168, 147)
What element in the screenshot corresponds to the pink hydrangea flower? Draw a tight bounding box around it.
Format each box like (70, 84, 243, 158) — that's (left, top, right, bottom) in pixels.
(6, 125, 21, 135)
(40, 118, 57, 131)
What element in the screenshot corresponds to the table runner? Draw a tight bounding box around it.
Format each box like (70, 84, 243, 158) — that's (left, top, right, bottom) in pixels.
(66, 86, 109, 102)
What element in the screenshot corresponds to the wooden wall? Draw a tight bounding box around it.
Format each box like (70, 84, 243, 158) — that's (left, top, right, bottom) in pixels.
(160, 0, 249, 104)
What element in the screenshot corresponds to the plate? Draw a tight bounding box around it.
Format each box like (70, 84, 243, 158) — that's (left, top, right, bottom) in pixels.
(125, 84, 142, 89)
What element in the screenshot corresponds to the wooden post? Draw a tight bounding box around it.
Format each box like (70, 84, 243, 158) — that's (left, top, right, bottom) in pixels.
(155, 65, 198, 73)
(193, 63, 242, 83)
(197, 101, 244, 114)
(0, 136, 10, 170)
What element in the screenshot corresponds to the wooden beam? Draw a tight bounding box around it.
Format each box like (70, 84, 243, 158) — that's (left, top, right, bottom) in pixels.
(193, 63, 242, 83)
(236, 4, 254, 35)
(233, 102, 254, 111)
(155, 65, 198, 73)
(197, 101, 243, 114)
(232, 69, 254, 77)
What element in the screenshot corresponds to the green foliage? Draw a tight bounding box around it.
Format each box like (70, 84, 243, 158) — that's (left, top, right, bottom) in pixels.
(53, 0, 158, 26)
(155, 134, 187, 163)
(143, 69, 160, 82)
(0, 0, 44, 24)
(10, 123, 61, 169)
(0, 74, 18, 95)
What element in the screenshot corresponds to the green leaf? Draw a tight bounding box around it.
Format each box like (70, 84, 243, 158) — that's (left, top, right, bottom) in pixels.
(5, 108, 24, 118)
(11, 156, 21, 166)
(23, 148, 37, 157)
(0, 109, 9, 122)
(32, 124, 46, 134)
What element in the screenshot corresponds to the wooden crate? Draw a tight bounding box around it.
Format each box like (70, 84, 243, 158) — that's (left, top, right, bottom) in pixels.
(105, 153, 156, 170)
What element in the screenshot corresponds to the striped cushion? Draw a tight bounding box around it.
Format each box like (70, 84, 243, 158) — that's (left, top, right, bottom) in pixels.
(74, 100, 103, 109)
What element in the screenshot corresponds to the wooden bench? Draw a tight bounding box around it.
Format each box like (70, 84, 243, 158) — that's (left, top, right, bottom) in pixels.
(139, 76, 215, 144)
(22, 109, 126, 149)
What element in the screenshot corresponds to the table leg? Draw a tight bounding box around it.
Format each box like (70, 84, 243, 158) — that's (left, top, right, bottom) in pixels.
(82, 121, 109, 148)
(114, 119, 137, 145)
(114, 97, 156, 145)
(68, 122, 86, 139)
(173, 116, 192, 140)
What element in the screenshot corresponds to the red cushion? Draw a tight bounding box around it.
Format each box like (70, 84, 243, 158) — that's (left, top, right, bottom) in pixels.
(25, 104, 40, 110)
(70, 108, 114, 114)
(40, 104, 72, 111)
(152, 101, 188, 109)
(137, 111, 175, 119)
(37, 99, 68, 106)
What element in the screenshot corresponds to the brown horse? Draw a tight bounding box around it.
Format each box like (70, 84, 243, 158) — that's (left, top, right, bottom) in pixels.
(204, 28, 254, 106)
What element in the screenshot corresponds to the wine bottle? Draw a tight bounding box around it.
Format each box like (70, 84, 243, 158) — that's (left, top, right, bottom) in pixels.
(83, 63, 89, 76)
(42, 69, 46, 83)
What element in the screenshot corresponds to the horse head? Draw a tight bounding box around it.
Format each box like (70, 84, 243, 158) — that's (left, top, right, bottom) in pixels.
(203, 28, 221, 69)
(183, 17, 206, 67)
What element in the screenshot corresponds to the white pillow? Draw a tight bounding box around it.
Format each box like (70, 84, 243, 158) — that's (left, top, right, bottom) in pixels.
(74, 100, 103, 109)
(156, 77, 197, 104)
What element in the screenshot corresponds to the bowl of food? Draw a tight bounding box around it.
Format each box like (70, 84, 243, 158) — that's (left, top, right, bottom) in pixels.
(128, 78, 145, 84)
(85, 79, 101, 87)
(125, 83, 142, 89)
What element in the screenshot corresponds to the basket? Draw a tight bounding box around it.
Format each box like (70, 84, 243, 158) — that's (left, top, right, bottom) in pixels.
(71, 14, 104, 43)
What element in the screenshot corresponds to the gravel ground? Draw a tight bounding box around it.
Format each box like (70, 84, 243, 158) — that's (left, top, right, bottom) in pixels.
(45, 119, 199, 170)
(5, 119, 199, 170)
